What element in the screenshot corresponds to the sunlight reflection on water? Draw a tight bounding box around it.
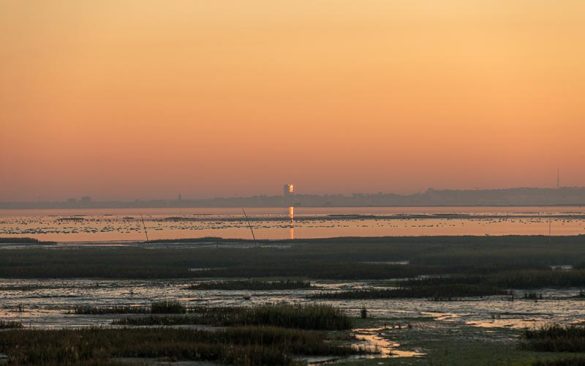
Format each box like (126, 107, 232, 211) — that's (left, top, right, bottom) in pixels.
(1, 206, 584, 242)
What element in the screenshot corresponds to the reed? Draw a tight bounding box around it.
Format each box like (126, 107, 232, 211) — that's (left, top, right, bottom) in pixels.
(533, 359, 585, 366)
(522, 325, 585, 352)
(0, 320, 23, 329)
(0, 326, 357, 366)
(188, 280, 311, 291)
(150, 300, 186, 314)
(114, 303, 352, 330)
(313, 284, 508, 300)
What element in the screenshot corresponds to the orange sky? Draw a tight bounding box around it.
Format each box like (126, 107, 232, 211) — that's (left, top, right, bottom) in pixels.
(1, 1, 584, 201)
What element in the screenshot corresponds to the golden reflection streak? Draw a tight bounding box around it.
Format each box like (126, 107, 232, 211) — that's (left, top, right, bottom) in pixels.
(288, 206, 295, 240)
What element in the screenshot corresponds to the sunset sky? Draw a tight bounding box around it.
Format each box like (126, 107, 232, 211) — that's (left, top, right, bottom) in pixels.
(1, 1, 584, 201)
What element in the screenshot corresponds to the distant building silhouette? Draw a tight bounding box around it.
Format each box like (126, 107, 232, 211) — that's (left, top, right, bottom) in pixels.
(283, 184, 294, 197)
(3, 186, 585, 209)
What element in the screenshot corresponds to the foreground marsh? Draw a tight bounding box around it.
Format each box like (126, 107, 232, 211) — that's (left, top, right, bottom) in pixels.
(3, 236, 585, 365)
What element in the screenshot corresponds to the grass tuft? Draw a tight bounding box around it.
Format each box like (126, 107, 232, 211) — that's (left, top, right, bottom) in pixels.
(114, 303, 352, 330)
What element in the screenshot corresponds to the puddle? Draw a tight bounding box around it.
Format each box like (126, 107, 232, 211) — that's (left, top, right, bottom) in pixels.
(421, 311, 463, 322)
(352, 327, 425, 358)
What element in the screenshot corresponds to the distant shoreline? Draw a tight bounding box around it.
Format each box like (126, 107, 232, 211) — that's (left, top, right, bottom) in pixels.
(1, 203, 585, 211)
(3, 187, 585, 209)
(1, 234, 584, 248)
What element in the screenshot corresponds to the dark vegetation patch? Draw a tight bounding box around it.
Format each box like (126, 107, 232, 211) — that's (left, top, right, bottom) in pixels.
(75, 301, 186, 315)
(313, 267, 585, 299)
(188, 280, 312, 291)
(0, 326, 357, 366)
(312, 284, 508, 300)
(522, 326, 585, 353)
(1, 236, 585, 286)
(490, 270, 585, 289)
(0, 284, 60, 291)
(113, 303, 352, 331)
(0, 237, 41, 243)
(0, 320, 22, 329)
(150, 300, 186, 314)
(405, 270, 585, 294)
(0, 237, 54, 245)
(534, 359, 585, 366)
(0, 236, 571, 279)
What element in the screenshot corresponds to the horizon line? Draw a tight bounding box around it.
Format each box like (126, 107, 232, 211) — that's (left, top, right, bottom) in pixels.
(2, 185, 585, 204)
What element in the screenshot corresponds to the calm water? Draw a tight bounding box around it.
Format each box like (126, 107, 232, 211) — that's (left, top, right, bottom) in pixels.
(1, 206, 584, 242)
(1, 278, 584, 329)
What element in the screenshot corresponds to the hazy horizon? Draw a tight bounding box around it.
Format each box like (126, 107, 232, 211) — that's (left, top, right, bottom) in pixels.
(2, 185, 585, 204)
(2, 1, 584, 201)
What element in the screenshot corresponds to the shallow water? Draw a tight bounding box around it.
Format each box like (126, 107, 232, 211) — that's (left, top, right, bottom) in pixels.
(1, 206, 584, 242)
(1, 278, 584, 330)
(353, 327, 425, 358)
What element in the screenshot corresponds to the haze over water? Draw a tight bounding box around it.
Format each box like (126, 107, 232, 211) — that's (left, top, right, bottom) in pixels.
(1, 206, 584, 242)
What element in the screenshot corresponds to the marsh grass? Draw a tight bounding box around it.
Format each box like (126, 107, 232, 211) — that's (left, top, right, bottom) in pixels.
(522, 325, 585, 353)
(0, 237, 43, 243)
(533, 359, 585, 366)
(490, 270, 585, 289)
(188, 280, 311, 291)
(74, 301, 186, 315)
(313, 284, 508, 300)
(0, 326, 356, 366)
(4, 236, 585, 280)
(150, 300, 186, 314)
(114, 303, 352, 330)
(0, 320, 22, 329)
(315, 269, 585, 301)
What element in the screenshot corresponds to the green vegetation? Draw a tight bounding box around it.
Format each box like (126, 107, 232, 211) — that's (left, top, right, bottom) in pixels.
(150, 300, 186, 314)
(6, 235, 585, 365)
(188, 280, 312, 290)
(313, 284, 508, 300)
(0, 326, 357, 366)
(314, 267, 585, 299)
(3, 236, 585, 279)
(533, 359, 585, 366)
(490, 270, 585, 289)
(74, 301, 186, 315)
(316, 275, 510, 299)
(114, 303, 352, 331)
(522, 326, 585, 353)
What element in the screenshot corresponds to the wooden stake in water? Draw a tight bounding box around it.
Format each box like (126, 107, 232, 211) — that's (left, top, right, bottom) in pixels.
(141, 215, 149, 242)
(242, 208, 257, 245)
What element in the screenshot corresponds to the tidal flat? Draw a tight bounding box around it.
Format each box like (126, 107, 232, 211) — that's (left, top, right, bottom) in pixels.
(2, 236, 585, 365)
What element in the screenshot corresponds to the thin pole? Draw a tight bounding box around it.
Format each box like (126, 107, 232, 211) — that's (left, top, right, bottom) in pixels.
(140, 215, 149, 242)
(241, 208, 257, 244)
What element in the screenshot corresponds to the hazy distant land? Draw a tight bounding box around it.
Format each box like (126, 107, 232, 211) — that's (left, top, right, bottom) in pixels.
(2, 187, 585, 209)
